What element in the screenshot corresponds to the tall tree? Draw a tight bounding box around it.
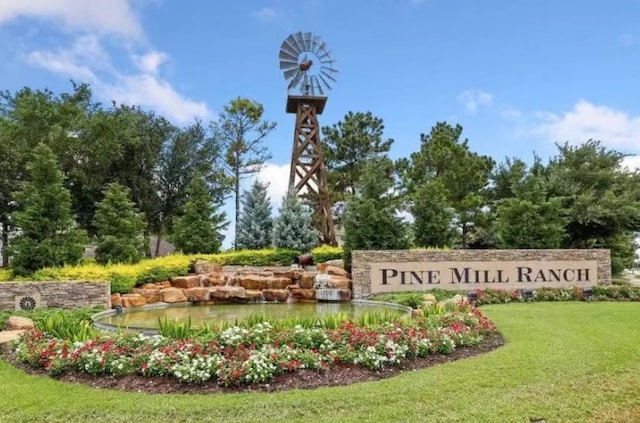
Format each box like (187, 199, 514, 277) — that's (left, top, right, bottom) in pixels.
(321, 111, 394, 202)
(342, 159, 411, 271)
(0, 83, 94, 267)
(9, 144, 88, 275)
(210, 97, 276, 248)
(545, 141, 640, 273)
(151, 121, 230, 256)
(494, 173, 566, 249)
(236, 180, 273, 250)
(402, 122, 494, 248)
(170, 174, 228, 254)
(411, 179, 456, 248)
(93, 183, 147, 264)
(273, 188, 318, 252)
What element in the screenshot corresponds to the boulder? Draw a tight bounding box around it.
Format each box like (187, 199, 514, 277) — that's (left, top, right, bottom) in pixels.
(110, 293, 122, 307)
(263, 289, 290, 302)
(273, 269, 304, 281)
(171, 275, 202, 289)
(326, 265, 349, 278)
(244, 290, 264, 300)
(185, 287, 210, 302)
(299, 271, 316, 289)
(154, 281, 172, 289)
(314, 273, 331, 289)
(160, 287, 188, 303)
(132, 288, 161, 304)
(210, 286, 246, 300)
(121, 294, 147, 308)
(201, 272, 226, 287)
(289, 288, 316, 301)
(140, 283, 159, 290)
(193, 260, 223, 275)
(238, 275, 267, 290)
(5, 316, 34, 331)
(328, 275, 351, 289)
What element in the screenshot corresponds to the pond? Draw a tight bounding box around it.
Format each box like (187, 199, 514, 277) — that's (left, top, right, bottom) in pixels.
(93, 301, 411, 333)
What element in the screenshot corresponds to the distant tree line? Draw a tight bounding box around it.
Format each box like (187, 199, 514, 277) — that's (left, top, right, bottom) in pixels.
(322, 113, 640, 274)
(2, 83, 638, 276)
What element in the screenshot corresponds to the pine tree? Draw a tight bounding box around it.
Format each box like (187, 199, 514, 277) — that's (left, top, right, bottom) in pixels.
(93, 183, 147, 264)
(343, 159, 411, 271)
(10, 143, 88, 275)
(170, 174, 228, 254)
(273, 188, 318, 252)
(236, 180, 273, 249)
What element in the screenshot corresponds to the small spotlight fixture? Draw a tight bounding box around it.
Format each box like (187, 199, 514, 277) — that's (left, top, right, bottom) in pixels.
(467, 291, 478, 303)
(522, 289, 534, 302)
(583, 287, 593, 301)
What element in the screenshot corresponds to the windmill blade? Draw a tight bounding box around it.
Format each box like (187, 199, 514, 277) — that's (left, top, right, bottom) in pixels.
(321, 66, 339, 75)
(292, 32, 306, 54)
(318, 73, 332, 91)
(318, 49, 332, 60)
(314, 76, 325, 96)
(280, 60, 298, 70)
(320, 70, 337, 83)
(288, 70, 303, 89)
(315, 41, 327, 56)
(285, 34, 301, 55)
(279, 44, 298, 60)
(311, 36, 323, 54)
(284, 67, 300, 80)
(302, 32, 313, 51)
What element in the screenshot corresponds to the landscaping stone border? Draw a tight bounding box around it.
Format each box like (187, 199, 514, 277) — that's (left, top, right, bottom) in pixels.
(351, 249, 612, 299)
(0, 281, 110, 311)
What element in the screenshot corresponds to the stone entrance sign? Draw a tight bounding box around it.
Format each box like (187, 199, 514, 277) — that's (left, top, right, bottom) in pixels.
(351, 249, 611, 299)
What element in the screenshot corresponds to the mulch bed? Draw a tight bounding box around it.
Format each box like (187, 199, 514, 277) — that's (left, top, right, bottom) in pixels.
(1, 334, 504, 394)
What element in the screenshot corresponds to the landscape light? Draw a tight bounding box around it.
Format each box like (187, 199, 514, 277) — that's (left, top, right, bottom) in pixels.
(583, 287, 593, 301)
(467, 291, 478, 303)
(522, 289, 534, 302)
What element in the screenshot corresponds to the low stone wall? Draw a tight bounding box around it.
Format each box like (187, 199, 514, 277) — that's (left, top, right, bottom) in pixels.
(351, 249, 611, 299)
(0, 281, 111, 311)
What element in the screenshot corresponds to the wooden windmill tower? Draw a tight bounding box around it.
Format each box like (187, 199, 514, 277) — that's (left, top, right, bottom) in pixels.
(279, 31, 338, 245)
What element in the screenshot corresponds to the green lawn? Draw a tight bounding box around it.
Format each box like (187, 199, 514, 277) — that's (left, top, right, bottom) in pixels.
(1, 302, 639, 422)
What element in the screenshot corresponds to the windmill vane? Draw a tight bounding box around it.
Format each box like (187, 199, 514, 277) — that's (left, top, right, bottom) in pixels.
(279, 31, 338, 96)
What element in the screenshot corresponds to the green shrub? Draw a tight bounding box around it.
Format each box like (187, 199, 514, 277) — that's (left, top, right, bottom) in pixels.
(311, 245, 343, 263)
(0, 268, 13, 281)
(19, 246, 345, 294)
(38, 311, 98, 342)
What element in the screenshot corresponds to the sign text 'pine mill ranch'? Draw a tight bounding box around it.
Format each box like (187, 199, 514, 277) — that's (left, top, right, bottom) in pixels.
(369, 260, 599, 292)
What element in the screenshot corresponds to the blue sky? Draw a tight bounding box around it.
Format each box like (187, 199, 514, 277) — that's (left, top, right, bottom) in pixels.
(1, 0, 639, 247)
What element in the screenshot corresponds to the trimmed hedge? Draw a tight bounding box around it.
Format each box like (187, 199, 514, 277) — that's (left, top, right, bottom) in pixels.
(1, 246, 345, 294)
(0, 268, 12, 281)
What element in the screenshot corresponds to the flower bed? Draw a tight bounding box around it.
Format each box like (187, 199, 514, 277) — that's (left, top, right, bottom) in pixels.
(13, 303, 496, 386)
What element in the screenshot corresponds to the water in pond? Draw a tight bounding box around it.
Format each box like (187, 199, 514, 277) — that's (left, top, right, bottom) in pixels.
(97, 302, 406, 330)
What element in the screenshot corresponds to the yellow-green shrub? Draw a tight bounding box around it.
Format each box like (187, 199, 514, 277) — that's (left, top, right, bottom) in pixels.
(0, 269, 13, 281)
(311, 245, 343, 263)
(23, 246, 345, 294)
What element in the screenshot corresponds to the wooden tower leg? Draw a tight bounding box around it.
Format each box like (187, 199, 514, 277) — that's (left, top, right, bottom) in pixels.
(287, 97, 337, 246)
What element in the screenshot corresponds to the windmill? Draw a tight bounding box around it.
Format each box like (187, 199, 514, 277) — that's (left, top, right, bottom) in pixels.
(279, 31, 338, 245)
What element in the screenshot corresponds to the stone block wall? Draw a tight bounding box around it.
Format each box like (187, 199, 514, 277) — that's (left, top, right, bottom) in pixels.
(351, 249, 611, 299)
(0, 281, 111, 311)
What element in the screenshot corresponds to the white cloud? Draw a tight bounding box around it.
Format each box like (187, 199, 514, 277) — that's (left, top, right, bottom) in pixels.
(132, 51, 168, 75)
(255, 163, 291, 209)
(253, 7, 278, 22)
(621, 155, 640, 171)
(27, 37, 211, 124)
(534, 100, 640, 150)
(0, 0, 142, 39)
(104, 73, 210, 124)
(458, 89, 493, 113)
